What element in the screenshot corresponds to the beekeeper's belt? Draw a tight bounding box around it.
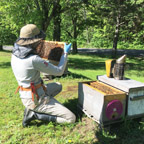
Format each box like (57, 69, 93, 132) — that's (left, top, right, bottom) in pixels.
(15, 83, 47, 101)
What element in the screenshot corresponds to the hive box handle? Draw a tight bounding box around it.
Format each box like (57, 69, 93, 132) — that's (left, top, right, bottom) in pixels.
(130, 95, 144, 101)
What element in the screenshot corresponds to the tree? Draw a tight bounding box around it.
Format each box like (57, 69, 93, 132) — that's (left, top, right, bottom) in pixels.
(1, 0, 143, 53)
(0, 0, 40, 47)
(0, 45, 2, 51)
(0, 0, 86, 45)
(53, 1, 61, 41)
(86, 0, 144, 57)
(61, 2, 89, 53)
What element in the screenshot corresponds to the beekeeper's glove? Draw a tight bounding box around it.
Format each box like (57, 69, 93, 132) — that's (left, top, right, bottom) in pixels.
(64, 43, 72, 53)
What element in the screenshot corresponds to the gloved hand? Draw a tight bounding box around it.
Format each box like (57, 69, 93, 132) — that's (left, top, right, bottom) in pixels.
(64, 43, 72, 53)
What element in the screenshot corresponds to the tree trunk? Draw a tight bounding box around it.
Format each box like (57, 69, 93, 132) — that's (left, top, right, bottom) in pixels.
(53, 16, 61, 41)
(0, 45, 3, 51)
(53, 3, 61, 41)
(73, 41, 77, 53)
(112, 13, 121, 58)
(84, 7, 90, 44)
(72, 17, 78, 53)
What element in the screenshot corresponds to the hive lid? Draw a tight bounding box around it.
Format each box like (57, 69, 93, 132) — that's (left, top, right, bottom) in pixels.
(97, 75, 144, 93)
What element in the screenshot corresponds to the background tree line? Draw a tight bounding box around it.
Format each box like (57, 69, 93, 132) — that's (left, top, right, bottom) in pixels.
(0, 0, 144, 56)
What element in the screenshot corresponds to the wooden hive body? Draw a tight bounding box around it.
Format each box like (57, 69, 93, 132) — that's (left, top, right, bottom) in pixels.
(78, 81, 126, 125)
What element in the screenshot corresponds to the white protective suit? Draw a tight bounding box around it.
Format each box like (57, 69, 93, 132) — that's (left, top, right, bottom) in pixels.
(11, 43, 76, 123)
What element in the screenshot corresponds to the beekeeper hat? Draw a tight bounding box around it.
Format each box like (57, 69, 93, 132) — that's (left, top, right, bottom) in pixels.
(16, 24, 46, 46)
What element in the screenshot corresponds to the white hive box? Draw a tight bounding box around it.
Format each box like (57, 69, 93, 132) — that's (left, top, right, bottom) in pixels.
(78, 81, 126, 125)
(97, 75, 144, 118)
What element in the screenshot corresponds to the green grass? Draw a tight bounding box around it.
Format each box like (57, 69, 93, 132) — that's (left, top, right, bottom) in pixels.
(0, 51, 144, 144)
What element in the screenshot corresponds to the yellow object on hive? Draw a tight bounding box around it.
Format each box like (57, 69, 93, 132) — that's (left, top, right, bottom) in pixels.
(105, 59, 116, 78)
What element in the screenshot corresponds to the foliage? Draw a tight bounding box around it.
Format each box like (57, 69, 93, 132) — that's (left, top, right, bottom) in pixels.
(0, 0, 144, 52)
(84, 0, 144, 50)
(0, 0, 42, 46)
(61, 2, 88, 52)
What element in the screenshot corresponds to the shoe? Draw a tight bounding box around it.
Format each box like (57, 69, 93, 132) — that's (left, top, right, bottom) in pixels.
(22, 108, 57, 127)
(34, 112, 57, 122)
(22, 108, 36, 127)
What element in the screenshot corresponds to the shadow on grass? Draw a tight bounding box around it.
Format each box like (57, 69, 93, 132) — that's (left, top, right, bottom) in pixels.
(63, 98, 79, 118)
(2, 50, 12, 53)
(52, 71, 92, 80)
(126, 56, 144, 71)
(94, 119, 144, 144)
(69, 53, 127, 71)
(126, 62, 144, 71)
(69, 53, 144, 76)
(69, 53, 109, 71)
(63, 98, 144, 143)
(67, 72, 91, 80)
(69, 58, 105, 70)
(0, 62, 11, 68)
(72, 53, 115, 59)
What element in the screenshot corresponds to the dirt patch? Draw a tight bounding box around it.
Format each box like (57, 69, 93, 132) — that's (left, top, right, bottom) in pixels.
(60, 85, 77, 95)
(78, 117, 95, 132)
(60, 85, 78, 96)
(88, 81, 121, 95)
(67, 85, 78, 91)
(72, 117, 98, 142)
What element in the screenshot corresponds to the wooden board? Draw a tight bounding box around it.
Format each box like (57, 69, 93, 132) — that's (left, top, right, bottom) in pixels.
(36, 40, 64, 62)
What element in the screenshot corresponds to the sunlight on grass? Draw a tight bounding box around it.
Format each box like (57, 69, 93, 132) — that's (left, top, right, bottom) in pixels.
(0, 51, 144, 144)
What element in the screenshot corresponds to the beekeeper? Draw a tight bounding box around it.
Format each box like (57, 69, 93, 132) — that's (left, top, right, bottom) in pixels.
(11, 24, 76, 127)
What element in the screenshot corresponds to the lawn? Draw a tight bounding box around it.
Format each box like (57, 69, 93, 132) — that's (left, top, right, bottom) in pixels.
(0, 50, 144, 144)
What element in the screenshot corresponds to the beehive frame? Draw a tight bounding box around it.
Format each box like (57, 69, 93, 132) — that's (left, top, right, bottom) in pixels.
(36, 40, 65, 62)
